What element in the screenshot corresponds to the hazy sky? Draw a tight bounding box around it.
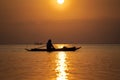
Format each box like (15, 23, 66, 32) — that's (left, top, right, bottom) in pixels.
(0, 0, 120, 44)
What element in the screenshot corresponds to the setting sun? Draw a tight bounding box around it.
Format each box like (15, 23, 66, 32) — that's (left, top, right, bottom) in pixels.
(57, 0, 64, 4)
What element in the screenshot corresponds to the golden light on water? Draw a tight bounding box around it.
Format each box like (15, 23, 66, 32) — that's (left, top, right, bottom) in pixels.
(56, 44, 69, 48)
(57, 45, 64, 48)
(55, 52, 68, 80)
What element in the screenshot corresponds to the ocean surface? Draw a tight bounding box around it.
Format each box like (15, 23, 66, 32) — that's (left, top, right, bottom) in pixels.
(0, 44, 120, 80)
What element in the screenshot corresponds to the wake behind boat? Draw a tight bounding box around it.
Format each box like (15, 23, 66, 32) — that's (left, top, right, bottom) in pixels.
(25, 46, 81, 52)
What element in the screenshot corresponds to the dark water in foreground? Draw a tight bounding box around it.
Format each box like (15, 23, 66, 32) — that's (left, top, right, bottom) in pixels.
(0, 44, 120, 80)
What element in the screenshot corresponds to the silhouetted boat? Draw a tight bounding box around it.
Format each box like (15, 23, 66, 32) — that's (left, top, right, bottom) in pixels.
(25, 47, 81, 52)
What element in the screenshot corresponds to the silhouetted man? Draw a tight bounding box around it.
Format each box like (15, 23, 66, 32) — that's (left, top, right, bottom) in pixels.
(46, 39, 55, 51)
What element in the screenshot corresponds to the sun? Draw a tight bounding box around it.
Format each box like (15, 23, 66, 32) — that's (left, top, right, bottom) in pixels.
(57, 0, 64, 4)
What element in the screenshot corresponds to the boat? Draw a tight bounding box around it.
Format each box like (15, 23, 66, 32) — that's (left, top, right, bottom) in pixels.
(25, 46, 81, 52)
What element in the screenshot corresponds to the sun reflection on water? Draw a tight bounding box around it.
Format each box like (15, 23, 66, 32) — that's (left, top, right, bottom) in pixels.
(55, 52, 68, 80)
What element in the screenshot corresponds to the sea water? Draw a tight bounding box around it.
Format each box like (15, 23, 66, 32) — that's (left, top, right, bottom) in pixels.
(0, 44, 120, 80)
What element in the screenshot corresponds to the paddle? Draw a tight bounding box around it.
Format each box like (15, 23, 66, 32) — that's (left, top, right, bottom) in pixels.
(37, 45, 46, 49)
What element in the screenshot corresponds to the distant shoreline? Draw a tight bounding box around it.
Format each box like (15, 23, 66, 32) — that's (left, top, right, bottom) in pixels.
(0, 43, 120, 45)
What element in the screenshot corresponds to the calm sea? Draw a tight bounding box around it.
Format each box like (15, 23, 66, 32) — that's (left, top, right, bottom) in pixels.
(0, 44, 120, 80)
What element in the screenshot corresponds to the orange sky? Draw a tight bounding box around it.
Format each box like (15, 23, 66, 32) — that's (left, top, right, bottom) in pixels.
(1, 0, 119, 21)
(0, 0, 120, 43)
